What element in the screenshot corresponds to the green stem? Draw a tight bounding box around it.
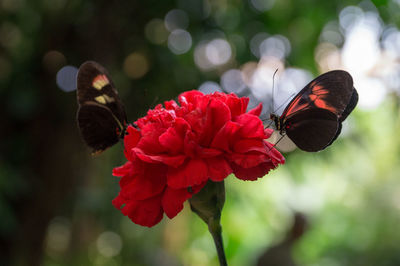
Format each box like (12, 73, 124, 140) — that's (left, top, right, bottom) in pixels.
(208, 217, 227, 266)
(189, 180, 227, 266)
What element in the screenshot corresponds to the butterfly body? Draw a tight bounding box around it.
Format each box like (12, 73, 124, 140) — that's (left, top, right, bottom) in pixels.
(76, 61, 128, 154)
(271, 70, 358, 152)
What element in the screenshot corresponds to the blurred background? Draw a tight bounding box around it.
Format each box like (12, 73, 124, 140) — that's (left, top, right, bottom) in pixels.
(1, 0, 400, 265)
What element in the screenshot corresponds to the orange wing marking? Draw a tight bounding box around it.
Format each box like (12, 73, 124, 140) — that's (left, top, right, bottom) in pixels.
(309, 85, 336, 113)
(92, 74, 109, 90)
(284, 101, 308, 117)
(283, 83, 335, 118)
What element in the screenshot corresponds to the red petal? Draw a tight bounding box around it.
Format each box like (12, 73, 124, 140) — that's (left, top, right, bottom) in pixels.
(112, 161, 134, 177)
(162, 187, 191, 219)
(119, 171, 136, 188)
(239, 97, 250, 114)
(264, 128, 274, 138)
(124, 126, 141, 149)
(231, 161, 276, 181)
(112, 194, 125, 209)
(182, 110, 202, 133)
(137, 123, 167, 154)
(225, 94, 249, 117)
(248, 103, 263, 117)
(234, 113, 266, 139)
(113, 194, 164, 227)
(206, 157, 232, 182)
(161, 181, 208, 219)
(124, 126, 141, 160)
(196, 146, 222, 158)
(164, 100, 179, 110)
(134, 148, 186, 167)
(167, 159, 209, 189)
(179, 90, 204, 108)
(202, 99, 232, 144)
(228, 152, 269, 168)
(183, 131, 198, 157)
(211, 121, 241, 151)
(159, 118, 189, 153)
(159, 127, 183, 153)
(233, 139, 267, 154)
(120, 163, 167, 200)
(264, 141, 286, 164)
(206, 98, 232, 129)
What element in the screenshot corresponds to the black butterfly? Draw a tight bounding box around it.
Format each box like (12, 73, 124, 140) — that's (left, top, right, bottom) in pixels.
(76, 61, 128, 154)
(270, 70, 358, 152)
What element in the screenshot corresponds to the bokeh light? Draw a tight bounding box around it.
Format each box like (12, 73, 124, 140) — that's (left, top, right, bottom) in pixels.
(165, 9, 189, 31)
(382, 27, 400, 56)
(43, 50, 66, 73)
(341, 11, 381, 75)
(123, 52, 150, 79)
(145, 19, 169, 44)
(205, 38, 232, 66)
(45, 217, 71, 257)
(56, 65, 78, 92)
(194, 42, 213, 70)
(221, 69, 246, 94)
(320, 21, 343, 46)
(168, 29, 192, 54)
(339, 6, 364, 30)
(249, 0, 276, 12)
(96, 231, 122, 258)
(198, 81, 222, 94)
(315, 42, 342, 71)
(250, 32, 269, 58)
(0, 22, 22, 49)
(340, 8, 393, 109)
(259, 35, 291, 59)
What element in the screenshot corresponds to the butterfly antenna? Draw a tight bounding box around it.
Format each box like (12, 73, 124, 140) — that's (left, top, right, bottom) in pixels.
(271, 68, 278, 113)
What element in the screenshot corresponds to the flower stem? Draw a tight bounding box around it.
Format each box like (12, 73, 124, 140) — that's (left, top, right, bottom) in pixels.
(189, 180, 227, 266)
(208, 216, 227, 266)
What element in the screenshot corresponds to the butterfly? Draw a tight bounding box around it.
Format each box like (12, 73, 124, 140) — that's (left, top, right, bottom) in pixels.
(76, 61, 128, 154)
(270, 70, 358, 152)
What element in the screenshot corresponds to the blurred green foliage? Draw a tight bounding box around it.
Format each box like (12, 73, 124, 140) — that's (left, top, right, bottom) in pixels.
(1, 0, 400, 265)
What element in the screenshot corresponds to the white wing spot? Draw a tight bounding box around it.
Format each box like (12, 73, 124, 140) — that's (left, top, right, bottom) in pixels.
(95, 95, 107, 104)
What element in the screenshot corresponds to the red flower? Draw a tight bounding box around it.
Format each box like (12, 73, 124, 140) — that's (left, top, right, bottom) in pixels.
(113, 90, 285, 227)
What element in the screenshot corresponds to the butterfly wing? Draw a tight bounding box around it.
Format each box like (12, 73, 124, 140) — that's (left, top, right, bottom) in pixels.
(77, 103, 123, 154)
(285, 108, 339, 152)
(278, 70, 357, 152)
(338, 87, 358, 123)
(76, 61, 127, 154)
(326, 87, 359, 146)
(281, 70, 354, 120)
